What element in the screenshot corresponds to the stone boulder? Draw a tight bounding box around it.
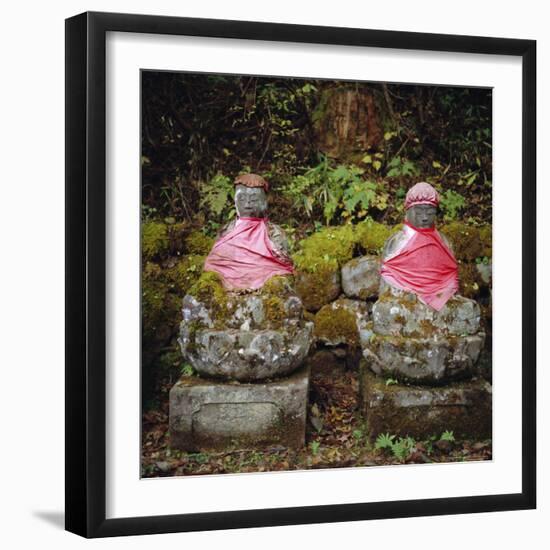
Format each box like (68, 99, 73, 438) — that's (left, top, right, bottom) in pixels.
(294, 267, 341, 312)
(341, 255, 380, 300)
(178, 275, 313, 382)
(313, 298, 369, 347)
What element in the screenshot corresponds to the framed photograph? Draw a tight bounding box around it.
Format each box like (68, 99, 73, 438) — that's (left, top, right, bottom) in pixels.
(65, 11, 536, 538)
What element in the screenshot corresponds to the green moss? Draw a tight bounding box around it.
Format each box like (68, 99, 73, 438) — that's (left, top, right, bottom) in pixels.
(262, 275, 293, 296)
(478, 224, 492, 258)
(262, 296, 287, 326)
(166, 255, 205, 294)
(458, 262, 480, 299)
(295, 264, 340, 312)
(166, 222, 189, 254)
(188, 271, 231, 321)
(186, 319, 206, 354)
(141, 277, 180, 341)
(304, 310, 316, 323)
(143, 261, 162, 280)
(184, 231, 214, 255)
(440, 222, 483, 261)
(314, 304, 359, 346)
(293, 224, 356, 272)
(361, 366, 492, 440)
(142, 221, 170, 260)
(355, 220, 401, 254)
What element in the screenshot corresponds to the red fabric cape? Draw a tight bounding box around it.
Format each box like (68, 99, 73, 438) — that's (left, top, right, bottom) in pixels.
(380, 221, 459, 310)
(204, 217, 294, 290)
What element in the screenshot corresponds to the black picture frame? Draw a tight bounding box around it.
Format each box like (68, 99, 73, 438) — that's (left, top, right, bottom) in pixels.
(65, 11, 536, 538)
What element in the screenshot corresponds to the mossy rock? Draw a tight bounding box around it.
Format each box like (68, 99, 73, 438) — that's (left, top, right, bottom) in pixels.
(478, 224, 492, 258)
(262, 295, 287, 326)
(314, 302, 359, 346)
(440, 222, 484, 262)
(188, 271, 232, 322)
(459, 262, 482, 299)
(294, 263, 341, 312)
(142, 221, 170, 260)
(142, 277, 180, 343)
(293, 224, 356, 272)
(166, 255, 205, 294)
(184, 231, 214, 255)
(261, 275, 294, 296)
(166, 222, 190, 255)
(355, 220, 401, 254)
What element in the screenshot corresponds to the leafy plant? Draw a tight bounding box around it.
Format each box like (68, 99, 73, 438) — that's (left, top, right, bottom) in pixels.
(374, 432, 395, 451)
(284, 158, 388, 224)
(199, 173, 235, 218)
(439, 189, 466, 220)
(386, 156, 419, 177)
(391, 436, 416, 461)
(310, 441, 321, 455)
(375, 433, 416, 461)
(180, 363, 195, 377)
(385, 378, 399, 386)
(440, 430, 456, 442)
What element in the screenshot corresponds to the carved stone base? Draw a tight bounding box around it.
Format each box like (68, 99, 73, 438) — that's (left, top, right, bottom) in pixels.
(169, 366, 310, 452)
(363, 332, 485, 385)
(359, 365, 492, 441)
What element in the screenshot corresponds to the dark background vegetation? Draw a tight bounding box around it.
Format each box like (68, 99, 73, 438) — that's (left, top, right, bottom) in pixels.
(142, 72, 492, 232)
(140, 72, 492, 476)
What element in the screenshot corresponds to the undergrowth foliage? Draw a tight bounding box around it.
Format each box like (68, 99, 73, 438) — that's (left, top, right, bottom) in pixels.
(142, 73, 492, 226)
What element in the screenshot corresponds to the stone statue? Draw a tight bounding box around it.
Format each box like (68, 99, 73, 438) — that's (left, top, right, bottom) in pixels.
(204, 174, 293, 290)
(380, 181, 458, 310)
(358, 181, 491, 440)
(360, 181, 485, 386)
(171, 173, 312, 452)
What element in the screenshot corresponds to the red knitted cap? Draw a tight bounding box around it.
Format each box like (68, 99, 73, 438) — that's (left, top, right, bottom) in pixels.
(405, 182, 439, 209)
(234, 173, 269, 192)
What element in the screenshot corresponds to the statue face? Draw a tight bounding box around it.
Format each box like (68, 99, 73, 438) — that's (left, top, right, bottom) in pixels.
(234, 185, 268, 218)
(406, 204, 437, 229)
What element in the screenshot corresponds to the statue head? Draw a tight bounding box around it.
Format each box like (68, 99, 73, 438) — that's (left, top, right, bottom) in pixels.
(404, 182, 440, 229)
(234, 174, 269, 218)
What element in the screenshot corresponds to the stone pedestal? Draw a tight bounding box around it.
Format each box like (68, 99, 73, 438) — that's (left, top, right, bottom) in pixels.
(169, 365, 310, 452)
(359, 365, 492, 440)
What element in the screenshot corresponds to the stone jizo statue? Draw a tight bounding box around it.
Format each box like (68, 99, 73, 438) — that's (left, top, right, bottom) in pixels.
(204, 173, 293, 290)
(380, 181, 459, 310)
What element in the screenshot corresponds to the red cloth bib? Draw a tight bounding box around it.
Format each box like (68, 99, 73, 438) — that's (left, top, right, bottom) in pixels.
(204, 217, 294, 290)
(380, 221, 459, 310)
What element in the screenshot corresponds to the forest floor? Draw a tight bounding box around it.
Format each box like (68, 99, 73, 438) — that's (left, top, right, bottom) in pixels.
(141, 364, 492, 478)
